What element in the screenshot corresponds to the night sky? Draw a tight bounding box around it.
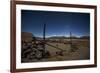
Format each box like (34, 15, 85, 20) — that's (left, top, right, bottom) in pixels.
(21, 10, 90, 37)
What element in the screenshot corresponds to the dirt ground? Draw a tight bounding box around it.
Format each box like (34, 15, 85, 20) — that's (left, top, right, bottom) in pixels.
(21, 39, 90, 63)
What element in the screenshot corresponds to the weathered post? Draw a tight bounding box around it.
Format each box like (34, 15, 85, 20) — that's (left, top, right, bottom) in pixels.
(43, 23, 46, 43)
(43, 23, 46, 56)
(70, 32, 72, 50)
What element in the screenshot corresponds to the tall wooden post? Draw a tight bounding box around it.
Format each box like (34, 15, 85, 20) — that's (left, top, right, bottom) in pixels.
(70, 32, 72, 48)
(43, 23, 46, 55)
(43, 23, 46, 43)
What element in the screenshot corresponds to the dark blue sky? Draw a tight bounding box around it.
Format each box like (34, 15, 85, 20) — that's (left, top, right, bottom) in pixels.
(21, 10, 90, 37)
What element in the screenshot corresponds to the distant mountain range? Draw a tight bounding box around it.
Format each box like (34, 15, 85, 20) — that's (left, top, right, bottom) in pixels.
(34, 36, 90, 40)
(22, 32, 90, 40)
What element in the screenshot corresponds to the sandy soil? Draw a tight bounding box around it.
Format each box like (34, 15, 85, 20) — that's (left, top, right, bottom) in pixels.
(21, 39, 90, 63)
